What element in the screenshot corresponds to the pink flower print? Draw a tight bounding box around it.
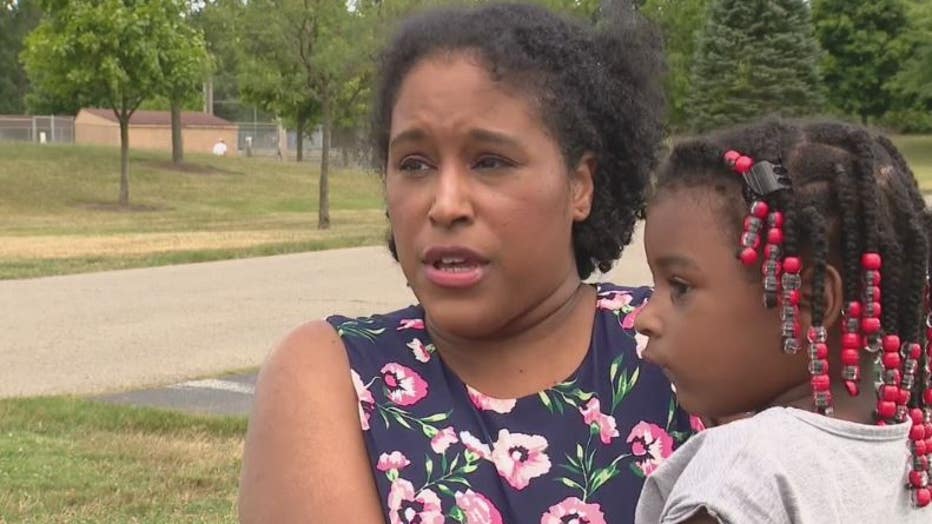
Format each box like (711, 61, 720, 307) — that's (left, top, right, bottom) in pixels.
(377, 451, 411, 473)
(430, 426, 459, 454)
(350, 369, 375, 431)
(380, 363, 429, 406)
(540, 497, 607, 524)
(578, 398, 620, 445)
(690, 415, 706, 433)
(626, 421, 675, 477)
(490, 429, 552, 490)
(466, 385, 517, 414)
(621, 303, 644, 330)
(387, 479, 444, 524)
(398, 318, 425, 330)
(454, 489, 504, 524)
(460, 430, 492, 460)
(596, 291, 633, 311)
(406, 338, 433, 363)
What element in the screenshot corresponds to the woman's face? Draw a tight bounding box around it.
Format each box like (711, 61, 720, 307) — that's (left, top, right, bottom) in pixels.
(385, 53, 594, 339)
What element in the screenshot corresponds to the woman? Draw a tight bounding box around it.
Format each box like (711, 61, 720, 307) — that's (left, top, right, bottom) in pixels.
(239, 3, 694, 522)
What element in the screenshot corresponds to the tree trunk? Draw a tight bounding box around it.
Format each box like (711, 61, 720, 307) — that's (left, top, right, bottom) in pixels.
(171, 99, 183, 164)
(296, 112, 305, 162)
(341, 139, 349, 168)
(318, 96, 332, 230)
(119, 116, 130, 206)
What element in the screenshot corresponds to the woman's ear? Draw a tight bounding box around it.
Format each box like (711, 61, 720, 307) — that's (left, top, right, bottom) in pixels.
(570, 153, 595, 221)
(799, 263, 844, 330)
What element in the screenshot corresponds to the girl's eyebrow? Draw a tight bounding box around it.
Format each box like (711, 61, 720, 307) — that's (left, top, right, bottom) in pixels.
(655, 254, 700, 272)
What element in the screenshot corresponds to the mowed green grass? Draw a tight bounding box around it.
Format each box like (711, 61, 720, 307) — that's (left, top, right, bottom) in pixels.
(0, 397, 245, 523)
(1, 135, 929, 279)
(892, 134, 932, 191)
(0, 143, 386, 279)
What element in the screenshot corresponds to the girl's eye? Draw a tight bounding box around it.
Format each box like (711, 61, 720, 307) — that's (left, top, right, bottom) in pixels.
(669, 278, 692, 302)
(473, 156, 513, 171)
(399, 157, 433, 173)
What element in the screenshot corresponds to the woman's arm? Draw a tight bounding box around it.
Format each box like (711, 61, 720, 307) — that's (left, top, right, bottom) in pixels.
(238, 320, 384, 523)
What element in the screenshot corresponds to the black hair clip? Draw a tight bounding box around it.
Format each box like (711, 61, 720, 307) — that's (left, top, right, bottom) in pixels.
(744, 161, 792, 197)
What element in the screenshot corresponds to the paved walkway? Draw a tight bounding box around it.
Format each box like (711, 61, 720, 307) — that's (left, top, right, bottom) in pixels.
(1, 227, 651, 405)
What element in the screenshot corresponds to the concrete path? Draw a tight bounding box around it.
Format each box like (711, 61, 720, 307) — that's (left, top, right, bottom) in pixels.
(2, 227, 651, 403)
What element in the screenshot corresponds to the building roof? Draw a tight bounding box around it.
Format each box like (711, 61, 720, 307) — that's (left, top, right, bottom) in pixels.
(81, 108, 235, 127)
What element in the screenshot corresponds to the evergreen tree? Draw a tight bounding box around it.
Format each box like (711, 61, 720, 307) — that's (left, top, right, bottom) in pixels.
(0, 0, 42, 114)
(813, 0, 911, 125)
(688, 0, 825, 132)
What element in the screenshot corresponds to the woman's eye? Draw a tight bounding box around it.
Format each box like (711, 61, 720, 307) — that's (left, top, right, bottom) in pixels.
(473, 156, 513, 171)
(399, 157, 432, 173)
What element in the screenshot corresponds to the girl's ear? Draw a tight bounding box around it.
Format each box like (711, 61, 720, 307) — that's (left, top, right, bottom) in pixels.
(798, 262, 844, 330)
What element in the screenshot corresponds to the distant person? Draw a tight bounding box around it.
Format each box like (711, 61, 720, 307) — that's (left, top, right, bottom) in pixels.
(212, 138, 228, 156)
(238, 3, 697, 523)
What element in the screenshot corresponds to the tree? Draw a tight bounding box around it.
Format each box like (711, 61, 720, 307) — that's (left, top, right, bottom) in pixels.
(887, 0, 932, 128)
(0, 0, 42, 114)
(687, 0, 825, 132)
(192, 0, 248, 121)
(239, 0, 393, 229)
(812, 0, 910, 125)
(161, 11, 211, 164)
(22, 0, 210, 205)
(641, 0, 711, 132)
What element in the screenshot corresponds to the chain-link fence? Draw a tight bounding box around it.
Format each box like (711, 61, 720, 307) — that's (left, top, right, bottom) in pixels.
(0, 115, 75, 144)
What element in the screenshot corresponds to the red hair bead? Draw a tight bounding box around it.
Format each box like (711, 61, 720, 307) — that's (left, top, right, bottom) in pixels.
(878, 401, 897, 419)
(924, 389, 932, 406)
(724, 150, 741, 165)
(883, 352, 902, 370)
(916, 488, 931, 508)
(844, 382, 860, 396)
(751, 201, 769, 218)
(768, 211, 784, 227)
(861, 252, 882, 270)
(735, 156, 753, 173)
(882, 385, 900, 402)
(767, 228, 784, 245)
(846, 301, 863, 317)
(811, 374, 830, 391)
(783, 257, 801, 274)
(883, 335, 901, 352)
(739, 247, 759, 266)
(911, 409, 925, 424)
(842, 333, 860, 349)
(812, 343, 829, 359)
(862, 317, 881, 334)
(912, 425, 927, 441)
(841, 349, 860, 365)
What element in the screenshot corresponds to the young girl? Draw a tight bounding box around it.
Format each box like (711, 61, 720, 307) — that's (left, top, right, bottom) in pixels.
(633, 119, 931, 523)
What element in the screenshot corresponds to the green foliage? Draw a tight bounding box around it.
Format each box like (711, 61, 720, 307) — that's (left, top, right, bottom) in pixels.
(688, 0, 825, 132)
(0, 0, 42, 114)
(641, 0, 711, 131)
(812, 0, 910, 124)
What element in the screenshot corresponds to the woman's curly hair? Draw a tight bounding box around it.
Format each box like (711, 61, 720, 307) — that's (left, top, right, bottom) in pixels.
(371, 2, 667, 279)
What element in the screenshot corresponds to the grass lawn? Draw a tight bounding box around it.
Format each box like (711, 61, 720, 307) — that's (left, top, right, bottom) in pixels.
(0, 143, 386, 279)
(0, 397, 244, 523)
(891, 134, 932, 191)
(1, 136, 930, 279)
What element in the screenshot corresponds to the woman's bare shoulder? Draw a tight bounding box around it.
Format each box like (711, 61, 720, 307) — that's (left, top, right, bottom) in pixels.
(238, 319, 383, 523)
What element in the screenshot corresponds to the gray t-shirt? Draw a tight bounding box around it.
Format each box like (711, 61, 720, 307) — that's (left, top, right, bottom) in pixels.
(635, 406, 926, 523)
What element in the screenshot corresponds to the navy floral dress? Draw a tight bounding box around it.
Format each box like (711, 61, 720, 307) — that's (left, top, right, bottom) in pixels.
(327, 284, 699, 524)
